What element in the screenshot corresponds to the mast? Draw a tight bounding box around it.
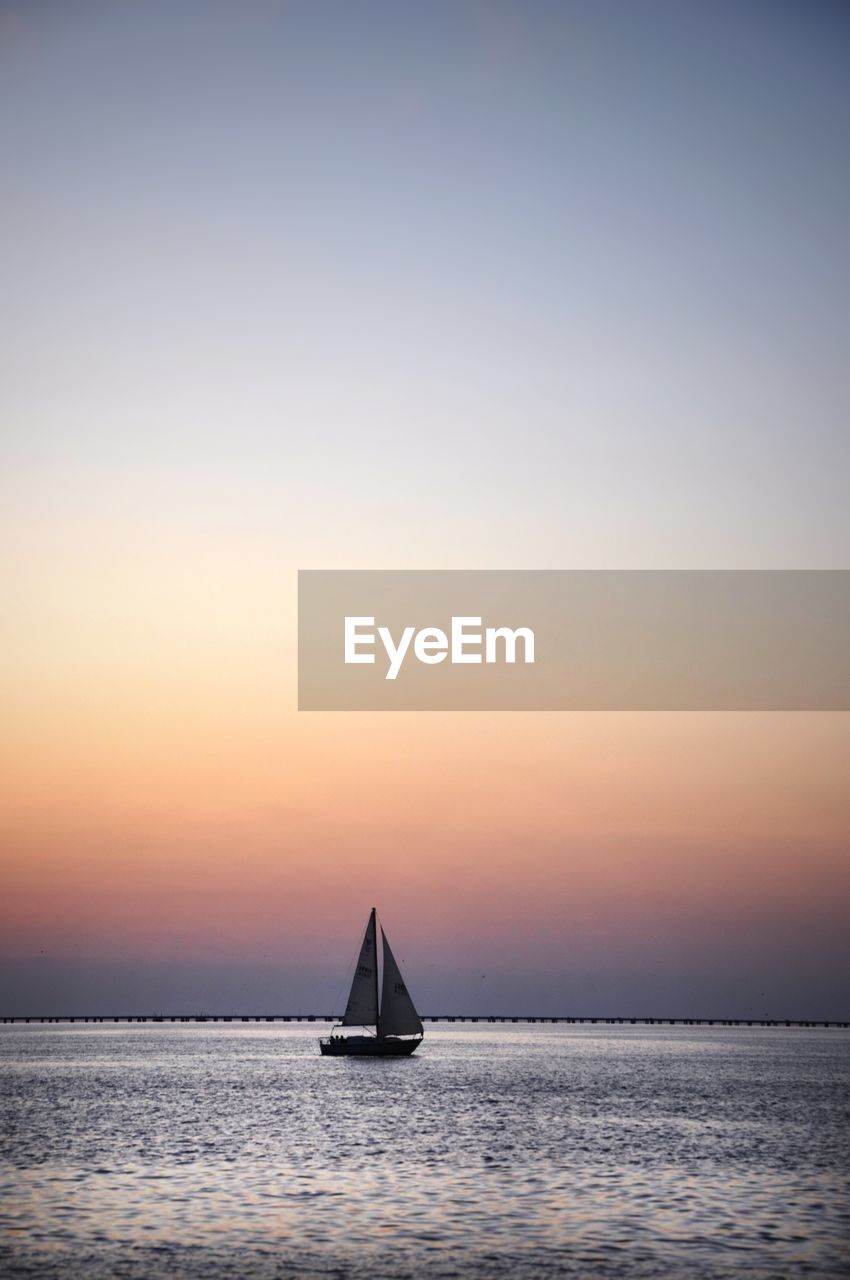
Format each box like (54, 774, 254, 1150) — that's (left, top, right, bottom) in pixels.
(372, 907, 380, 1038)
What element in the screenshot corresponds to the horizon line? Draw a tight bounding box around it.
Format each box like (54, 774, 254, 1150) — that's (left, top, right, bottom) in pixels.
(3, 1013, 848, 1028)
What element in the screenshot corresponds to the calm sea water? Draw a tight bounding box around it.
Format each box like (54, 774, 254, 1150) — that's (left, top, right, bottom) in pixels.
(1, 1023, 848, 1278)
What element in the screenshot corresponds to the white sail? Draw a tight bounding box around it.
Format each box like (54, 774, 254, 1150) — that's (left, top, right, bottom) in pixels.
(342, 910, 378, 1026)
(380, 927, 423, 1037)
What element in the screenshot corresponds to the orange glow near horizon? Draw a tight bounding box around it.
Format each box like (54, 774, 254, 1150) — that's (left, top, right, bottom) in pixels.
(4, 660, 848, 975)
(1, 469, 848, 1008)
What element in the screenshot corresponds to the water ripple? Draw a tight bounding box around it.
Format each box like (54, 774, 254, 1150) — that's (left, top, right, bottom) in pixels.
(1, 1024, 848, 1277)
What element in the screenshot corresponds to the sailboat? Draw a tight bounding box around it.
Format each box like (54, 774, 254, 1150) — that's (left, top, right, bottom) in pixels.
(320, 908, 424, 1056)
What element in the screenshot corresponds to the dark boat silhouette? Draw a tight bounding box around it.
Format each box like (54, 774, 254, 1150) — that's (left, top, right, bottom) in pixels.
(320, 908, 424, 1056)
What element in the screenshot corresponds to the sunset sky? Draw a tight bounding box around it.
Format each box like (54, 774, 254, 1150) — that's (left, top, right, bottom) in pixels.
(2, 1, 849, 1018)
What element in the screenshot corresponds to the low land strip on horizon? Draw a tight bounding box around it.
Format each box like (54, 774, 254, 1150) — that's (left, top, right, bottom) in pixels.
(2, 1014, 847, 1028)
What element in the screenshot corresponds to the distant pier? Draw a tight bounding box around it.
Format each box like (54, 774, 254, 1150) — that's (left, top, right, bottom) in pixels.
(1, 1014, 847, 1028)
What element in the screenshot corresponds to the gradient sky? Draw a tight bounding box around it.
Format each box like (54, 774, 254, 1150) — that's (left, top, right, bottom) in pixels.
(2, 1, 849, 1018)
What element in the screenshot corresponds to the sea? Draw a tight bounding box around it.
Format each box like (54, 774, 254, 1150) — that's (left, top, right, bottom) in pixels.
(1, 1023, 848, 1278)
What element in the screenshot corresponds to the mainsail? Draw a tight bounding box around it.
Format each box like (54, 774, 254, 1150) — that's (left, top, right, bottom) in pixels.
(380, 927, 423, 1037)
(341, 909, 379, 1026)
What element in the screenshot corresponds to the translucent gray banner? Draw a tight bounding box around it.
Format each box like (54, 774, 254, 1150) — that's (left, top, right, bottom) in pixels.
(298, 571, 850, 710)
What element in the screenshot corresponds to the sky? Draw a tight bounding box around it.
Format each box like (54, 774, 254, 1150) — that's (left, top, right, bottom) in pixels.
(1, 0, 849, 1018)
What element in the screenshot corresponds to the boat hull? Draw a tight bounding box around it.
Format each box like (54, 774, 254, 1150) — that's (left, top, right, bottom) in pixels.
(320, 1035, 422, 1057)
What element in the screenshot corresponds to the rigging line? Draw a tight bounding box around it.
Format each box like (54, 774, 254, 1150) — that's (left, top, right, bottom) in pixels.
(328, 933, 362, 1020)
